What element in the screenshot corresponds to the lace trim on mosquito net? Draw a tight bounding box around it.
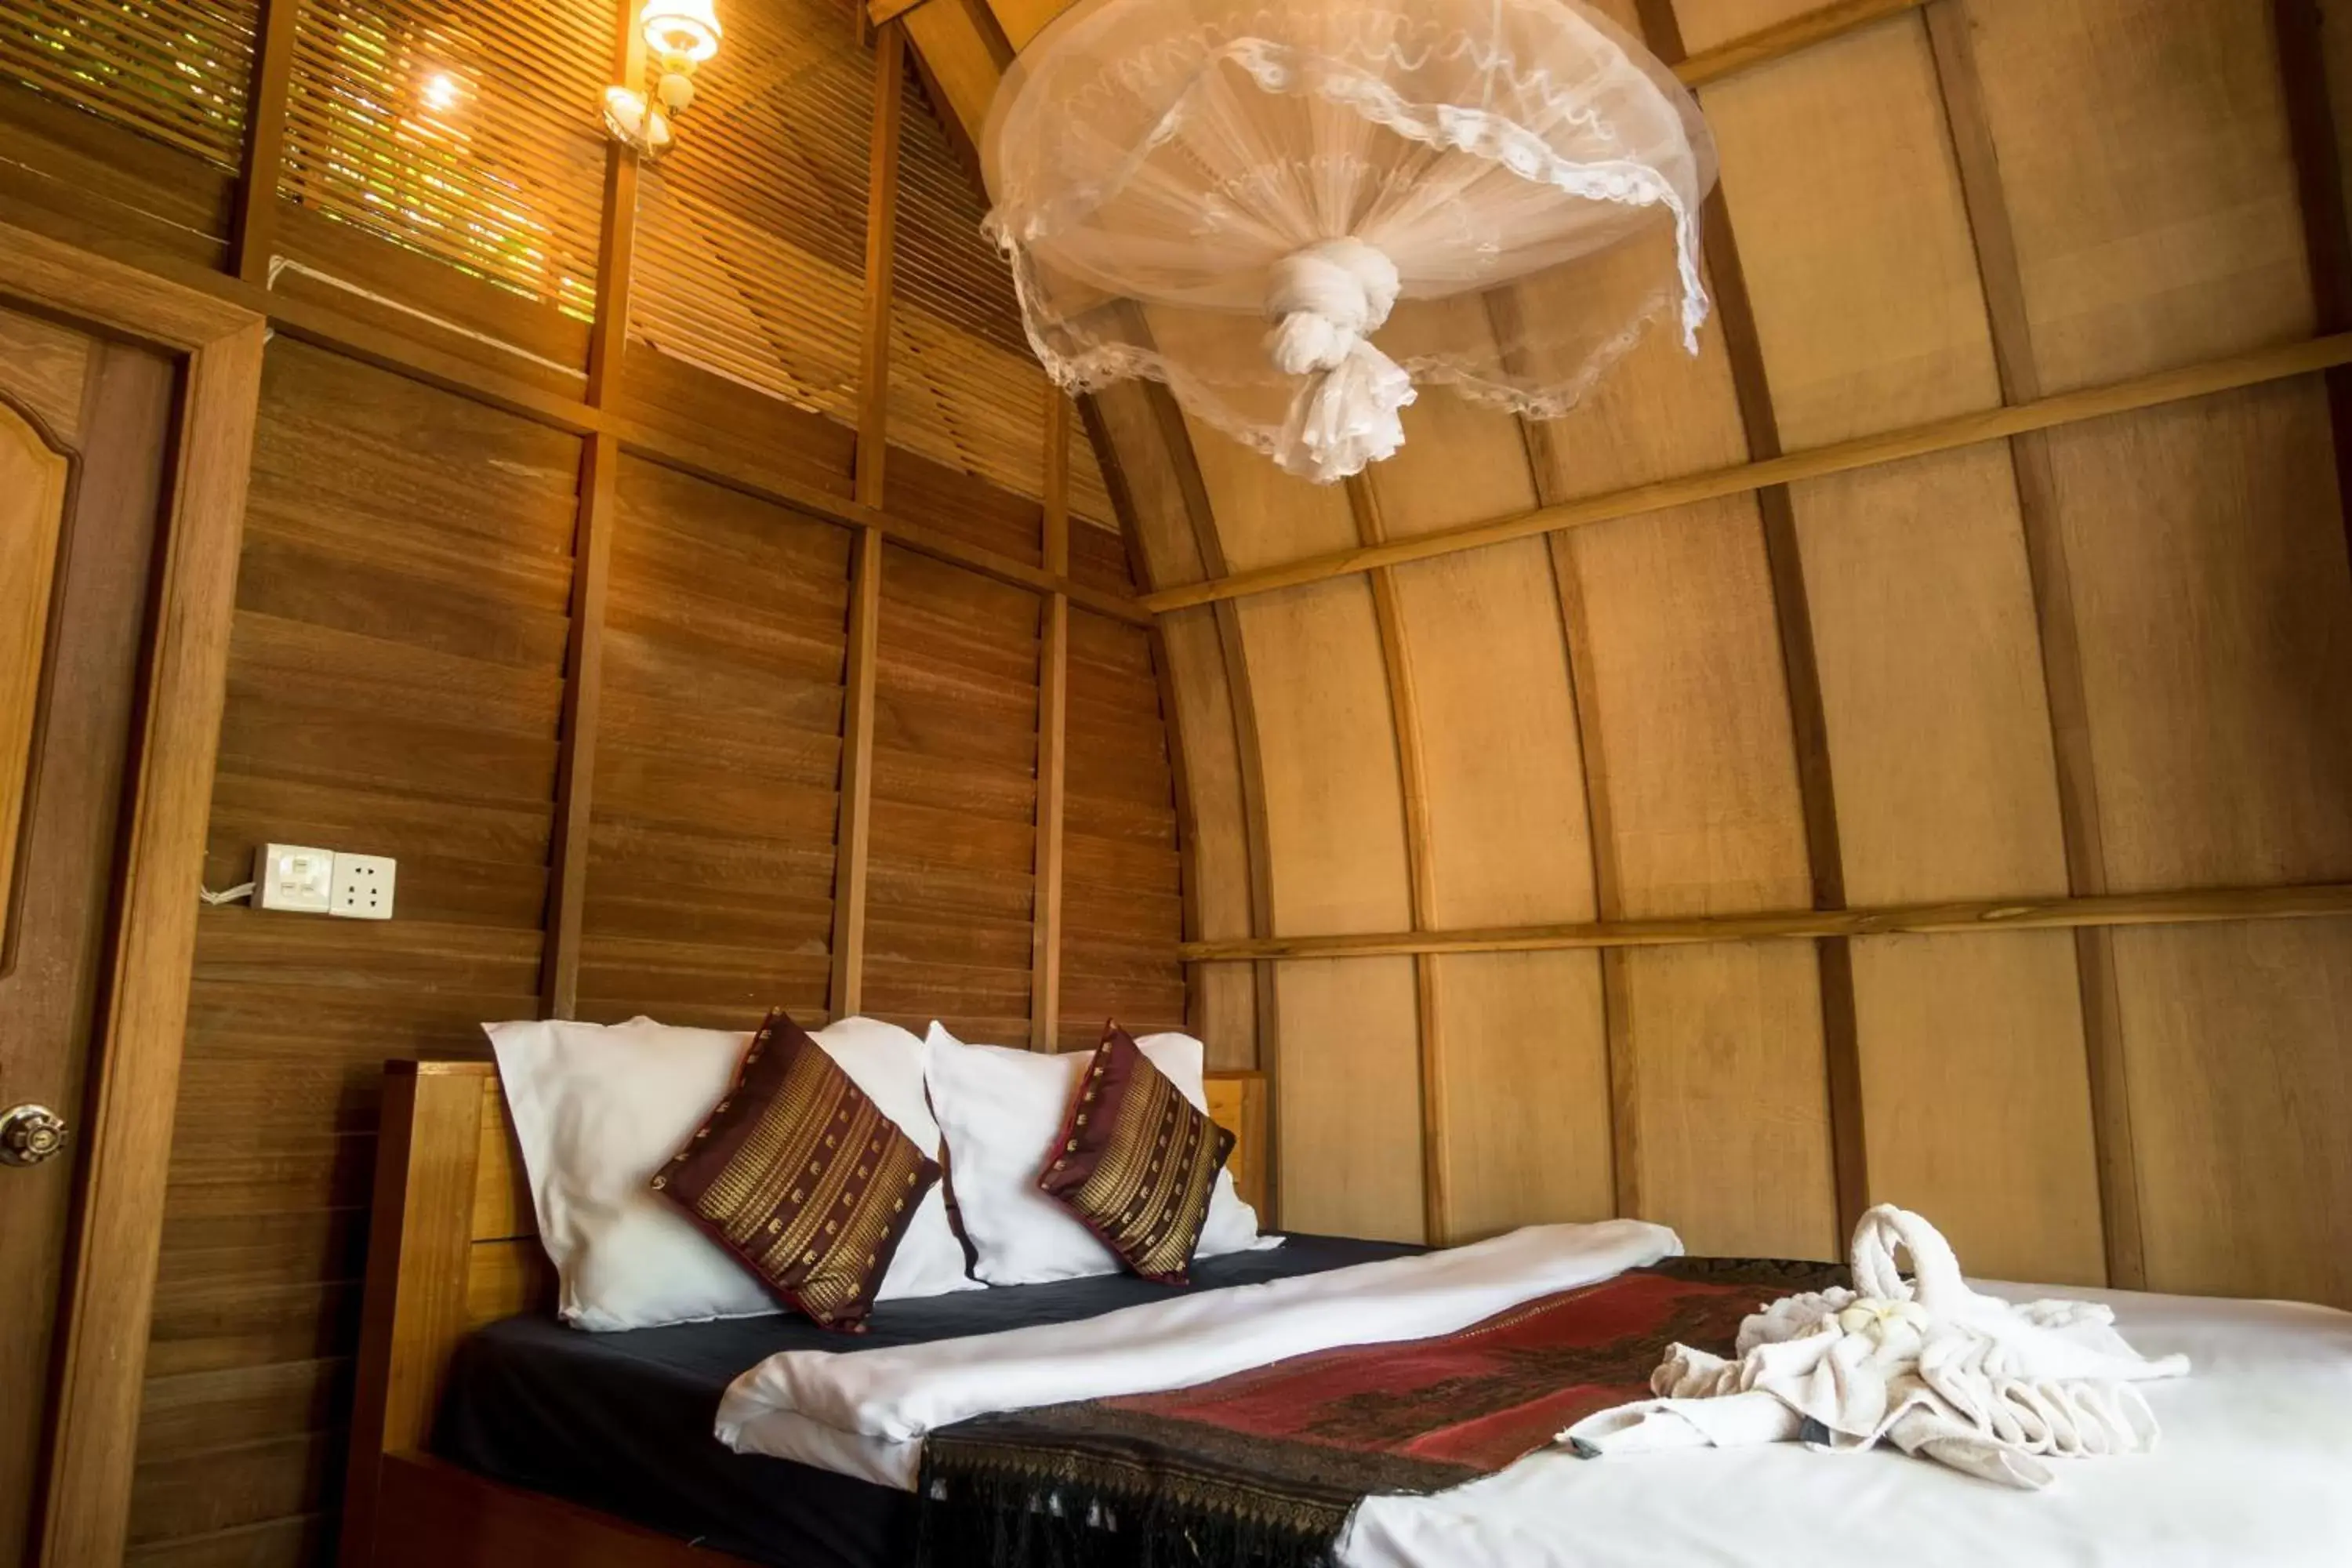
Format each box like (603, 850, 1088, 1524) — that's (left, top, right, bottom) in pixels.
(987, 36, 1710, 441)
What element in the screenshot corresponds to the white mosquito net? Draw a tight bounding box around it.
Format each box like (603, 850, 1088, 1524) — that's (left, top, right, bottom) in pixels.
(980, 0, 1719, 482)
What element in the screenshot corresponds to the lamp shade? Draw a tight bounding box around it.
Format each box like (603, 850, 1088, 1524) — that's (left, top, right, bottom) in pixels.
(641, 0, 720, 63)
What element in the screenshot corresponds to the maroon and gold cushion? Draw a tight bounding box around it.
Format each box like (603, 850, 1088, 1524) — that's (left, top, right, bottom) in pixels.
(1036, 1022, 1236, 1284)
(652, 1008, 939, 1330)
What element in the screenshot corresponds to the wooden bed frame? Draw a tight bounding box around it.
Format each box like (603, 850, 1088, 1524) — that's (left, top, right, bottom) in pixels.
(337, 1058, 1271, 1568)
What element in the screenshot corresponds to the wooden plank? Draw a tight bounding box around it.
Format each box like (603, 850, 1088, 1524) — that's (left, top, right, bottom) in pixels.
(229, 0, 300, 285)
(1179, 882, 2352, 960)
(855, 21, 906, 510)
(1137, 332, 2352, 613)
(1342, 476, 1444, 1243)
(1926, 0, 2141, 1287)
(1851, 931, 2104, 1284)
(1641, 0, 1866, 1240)
(2113, 919, 2352, 1310)
(1201, 1072, 1267, 1214)
(1274, 958, 1425, 1243)
(829, 528, 885, 1018)
(1620, 942, 1839, 1260)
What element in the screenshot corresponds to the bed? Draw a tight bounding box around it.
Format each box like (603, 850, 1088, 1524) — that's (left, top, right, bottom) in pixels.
(338, 1056, 1285, 1568)
(340, 1058, 2352, 1568)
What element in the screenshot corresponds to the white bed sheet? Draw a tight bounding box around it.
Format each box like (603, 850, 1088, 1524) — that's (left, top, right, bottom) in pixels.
(1340, 1279, 2352, 1568)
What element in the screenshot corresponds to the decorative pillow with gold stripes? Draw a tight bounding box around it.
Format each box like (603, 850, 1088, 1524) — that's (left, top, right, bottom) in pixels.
(1036, 1022, 1236, 1284)
(653, 1009, 941, 1331)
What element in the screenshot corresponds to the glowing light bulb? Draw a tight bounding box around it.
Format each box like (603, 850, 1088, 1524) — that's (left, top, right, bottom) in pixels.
(422, 71, 461, 111)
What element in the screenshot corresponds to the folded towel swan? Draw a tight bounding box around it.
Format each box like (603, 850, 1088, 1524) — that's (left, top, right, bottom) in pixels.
(1563, 1205, 2190, 1489)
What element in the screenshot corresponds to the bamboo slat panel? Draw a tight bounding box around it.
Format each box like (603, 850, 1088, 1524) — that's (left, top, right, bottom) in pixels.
(0, 0, 256, 168)
(278, 0, 608, 321)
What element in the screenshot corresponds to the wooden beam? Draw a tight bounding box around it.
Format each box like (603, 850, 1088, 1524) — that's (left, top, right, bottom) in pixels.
(540, 1, 646, 1021)
(1179, 882, 2352, 963)
(830, 525, 884, 1018)
(1925, 0, 2143, 1288)
(1031, 394, 1070, 1050)
(2270, 0, 2352, 592)
(1677, 0, 1929, 89)
(540, 434, 618, 1020)
(869, 0, 934, 26)
(230, 0, 299, 285)
(1345, 474, 1447, 1246)
(1138, 332, 2352, 613)
(856, 21, 906, 510)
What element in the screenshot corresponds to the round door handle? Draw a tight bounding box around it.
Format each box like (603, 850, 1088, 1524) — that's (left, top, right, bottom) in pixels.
(0, 1104, 69, 1167)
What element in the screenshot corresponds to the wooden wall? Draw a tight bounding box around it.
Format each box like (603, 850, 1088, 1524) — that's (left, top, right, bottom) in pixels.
(898, 0, 2352, 1301)
(1, 4, 1187, 1563)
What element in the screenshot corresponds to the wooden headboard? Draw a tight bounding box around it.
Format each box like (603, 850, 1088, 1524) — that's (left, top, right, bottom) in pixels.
(339, 1058, 1269, 1566)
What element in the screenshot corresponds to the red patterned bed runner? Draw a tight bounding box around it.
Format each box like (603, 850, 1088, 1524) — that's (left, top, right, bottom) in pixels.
(914, 1256, 1846, 1568)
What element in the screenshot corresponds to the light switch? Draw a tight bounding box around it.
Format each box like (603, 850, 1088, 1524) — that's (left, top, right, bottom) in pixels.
(255, 843, 334, 913)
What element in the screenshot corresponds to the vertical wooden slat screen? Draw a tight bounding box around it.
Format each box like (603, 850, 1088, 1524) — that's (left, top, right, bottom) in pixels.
(573, 456, 851, 1029)
(887, 63, 1117, 521)
(276, 0, 608, 319)
(1057, 608, 1189, 1051)
(627, 0, 871, 419)
(0, 0, 257, 165)
(860, 543, 1043, 1045)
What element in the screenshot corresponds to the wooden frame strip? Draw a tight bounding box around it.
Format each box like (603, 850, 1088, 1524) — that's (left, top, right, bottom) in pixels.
(1678, 0, 1929, 89)
(1178, 881, 2352, 962)
(539, 1, 645, 1019)
(830, 525, 884, 1020)
(8, 220, 265, 1568)
(1031, 394, 1071, 1050)
(1344, 474, 1447, 1245)
(1924, 0, 2143, 1287)
(855, 20, 906, 510)
(1137, 332, 2352, 614)
(230, 0, 299, 284)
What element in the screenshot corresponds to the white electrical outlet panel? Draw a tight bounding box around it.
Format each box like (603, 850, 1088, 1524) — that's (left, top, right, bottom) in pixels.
(329, 853, 397, 920)
(251, 844, 397, 919)
(255, 843, 334, 913)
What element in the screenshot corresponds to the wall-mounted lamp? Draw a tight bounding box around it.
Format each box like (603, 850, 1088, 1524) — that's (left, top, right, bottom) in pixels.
(603, 0, 723, 159)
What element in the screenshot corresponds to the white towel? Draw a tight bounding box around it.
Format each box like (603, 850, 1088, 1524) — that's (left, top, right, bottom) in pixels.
(1563, 1206, 2189, 1489)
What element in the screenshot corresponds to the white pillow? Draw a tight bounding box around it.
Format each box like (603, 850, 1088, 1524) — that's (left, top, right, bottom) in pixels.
(924, 1023, 1276, 1286)
(488, 1014, 978, 1331)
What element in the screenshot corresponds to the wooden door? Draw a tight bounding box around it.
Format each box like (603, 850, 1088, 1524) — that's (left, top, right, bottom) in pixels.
(0, 305, 179, 1565)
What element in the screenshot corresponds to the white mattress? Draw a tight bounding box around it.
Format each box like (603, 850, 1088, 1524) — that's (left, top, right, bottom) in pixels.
(1338, 1279, 2352, 1568)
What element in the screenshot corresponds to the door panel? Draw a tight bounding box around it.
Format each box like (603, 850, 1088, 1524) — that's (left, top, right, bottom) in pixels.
(0, 311, 176, 1566)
